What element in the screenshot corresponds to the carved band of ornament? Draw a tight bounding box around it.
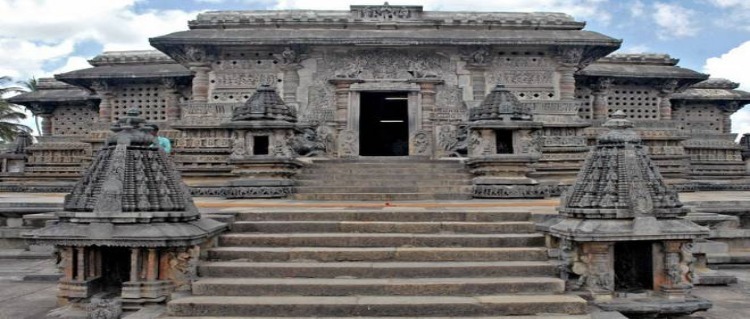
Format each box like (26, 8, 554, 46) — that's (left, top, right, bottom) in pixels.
(591, 77, 614, 93)
(495, 71, 554, 86)
(353, 4, 415, 21)
(541, 136, 587, 147)
(524, 101, 582, 113)
(213, 73, 278, 88)
(554, 47, 584, 66)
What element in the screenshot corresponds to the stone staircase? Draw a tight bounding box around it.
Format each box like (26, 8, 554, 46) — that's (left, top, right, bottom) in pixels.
(166, 208, 589, 318)
(292, 158, 473, 201)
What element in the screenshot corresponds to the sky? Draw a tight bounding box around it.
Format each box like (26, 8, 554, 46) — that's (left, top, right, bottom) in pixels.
(1, 0, 750, 136)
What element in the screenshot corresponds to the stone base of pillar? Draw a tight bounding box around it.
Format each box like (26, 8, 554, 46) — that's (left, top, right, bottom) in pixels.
(58, 278, 102, 302)
(659, 284, 691, 301)
(121, 280, 173, 310)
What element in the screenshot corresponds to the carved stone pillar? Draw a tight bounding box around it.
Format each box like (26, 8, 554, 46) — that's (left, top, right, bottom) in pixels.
(281, 64, 302, 104)
(162, 78, 181, 121)
(583, 242, 614, 301)
(91, 81, 113, 122)
(40, 113, 53, 136)
(461, 47, 491, 101)
(63, 247, 74, 281)
(658, 80, 678, 120)
(555, 47, 583, 101)
(146, 248, 158, 281)
(130, 248, 141, 282)
(558, 66, 577, 100)
(418, 81, 437, 134)
(189, 64, 211, 103)
(660, 241, 692, 300)
(76, 247, 86, 281)
(591, 78, 613, 120)
(329, 79, 359, 132)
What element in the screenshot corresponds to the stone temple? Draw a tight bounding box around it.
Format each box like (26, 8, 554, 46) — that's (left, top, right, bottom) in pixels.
(4, 4, 750, 200)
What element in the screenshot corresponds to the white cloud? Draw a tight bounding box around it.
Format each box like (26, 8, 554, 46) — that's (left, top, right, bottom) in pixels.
(703, 41, 750, 135)
(0, 0, 199, 80)
(629, 0, 645, 17)
(706, 0, 750, 31)
(651, 2, 699, 39)
(618, 44, 651, 54)
(274, 0, 612, 24)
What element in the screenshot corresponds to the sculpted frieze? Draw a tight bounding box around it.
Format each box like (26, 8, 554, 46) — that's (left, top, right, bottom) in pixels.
(494, 70, 554, 86)
(438, 125, 469, 157)
(212, 73, 278, 89)
(330, 49, 449, 80)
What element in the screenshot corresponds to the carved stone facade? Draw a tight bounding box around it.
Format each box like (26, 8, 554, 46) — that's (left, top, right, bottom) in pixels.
(4, 6, 750, 197)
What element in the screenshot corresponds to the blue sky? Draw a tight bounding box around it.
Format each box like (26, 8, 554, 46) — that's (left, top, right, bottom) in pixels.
(1, 0, 749, 134)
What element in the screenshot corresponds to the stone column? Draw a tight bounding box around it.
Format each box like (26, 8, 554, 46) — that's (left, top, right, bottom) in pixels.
(591, 78, 613, 120)
(39, 114, 53, 136)
(91, 81, 113, 123)
(418, 81, 437, 133)
(76, 247, 86, 281)
(281, 64, 302, 104)
(146, 248, 158, 281)
(660, 241, 692, 300)
(558, 66, 577, 100)
(583, 242, 614, 301)
(658, 80, 678, 120)
(329, 79, 359, 132)
(189, 63, 212, 103)
(130, 248, 141, 282)
(63, 247, 74, 281)
(555, 47, 583, 101)
(162, 78, 181, 121)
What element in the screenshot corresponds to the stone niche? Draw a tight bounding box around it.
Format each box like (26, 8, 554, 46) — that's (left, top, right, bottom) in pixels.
(222, 85, 304, 198)
(548, 111, 711, 318)
(24, 110, 226, 311)
(467, 84, 548, 198)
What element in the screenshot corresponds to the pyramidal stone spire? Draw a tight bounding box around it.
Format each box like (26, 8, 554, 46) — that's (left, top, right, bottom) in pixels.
(62, 109, 198, 221)
(232, 84, 297, 122)
(558, 110, 687, 219)
(469, 84, 532, 121)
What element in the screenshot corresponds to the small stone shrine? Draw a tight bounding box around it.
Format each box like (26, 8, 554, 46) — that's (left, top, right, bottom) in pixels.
(0, 131, 33, 174)
(468, 84, 546, 198)
(221, 84, 304, 198)
(24, 109, 226, 310)
(548, 111, 711, 316)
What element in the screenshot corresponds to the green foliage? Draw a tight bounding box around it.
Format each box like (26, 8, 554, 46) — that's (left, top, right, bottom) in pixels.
(0, 76, 32, 142)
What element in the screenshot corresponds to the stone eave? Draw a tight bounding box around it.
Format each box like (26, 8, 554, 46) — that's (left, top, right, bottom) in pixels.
(671, 88, 750, 104)
(578, 63, 708, 82)
(55, 64, 192, 88)
(149, 29, 622, 48)
(547, 218, 709, 242)
(7, 89, 97, 105)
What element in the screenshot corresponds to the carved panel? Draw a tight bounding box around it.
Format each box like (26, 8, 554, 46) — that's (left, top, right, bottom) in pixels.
(434, 86, 467, 124)
(490, 53, 556, 101)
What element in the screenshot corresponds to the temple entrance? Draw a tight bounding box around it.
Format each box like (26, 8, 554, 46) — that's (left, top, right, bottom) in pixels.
(359, 92, 409, 156)
(614, 241, 654, 292)
(101, 247, 131, 294)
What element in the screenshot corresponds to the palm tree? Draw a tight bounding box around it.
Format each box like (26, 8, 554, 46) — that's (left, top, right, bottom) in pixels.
(19, 76, 40, 134)
(0, 76, 31, 142)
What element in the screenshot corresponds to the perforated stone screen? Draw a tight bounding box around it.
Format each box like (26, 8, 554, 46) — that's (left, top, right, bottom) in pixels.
(606, 86, 660, 120)
(574, 86, 592, 119)
(673, 104, 723, 132)
(111, 84, 168, 122)
(52, 105, 97, 135)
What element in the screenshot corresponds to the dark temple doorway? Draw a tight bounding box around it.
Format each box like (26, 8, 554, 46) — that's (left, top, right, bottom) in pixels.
(614, 241, 654, 292)
(360, 92, 409, 156)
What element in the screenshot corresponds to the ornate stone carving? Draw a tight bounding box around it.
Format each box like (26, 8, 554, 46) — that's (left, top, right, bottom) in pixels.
(338, 130, 359, 157)
(332, 49, 447, 80)
(555, 47, 584, 65)
(410, 130, 431, 156)
(87, 297, 122, 319)
(352, 3, 418, 21)
(291, 126, 335, 157)
(438, 125, 468, 157)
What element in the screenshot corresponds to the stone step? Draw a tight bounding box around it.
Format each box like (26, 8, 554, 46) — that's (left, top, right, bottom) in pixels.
(207, 247, 549, 262)
(165, 316, 592, 319)
(233, 211, 532, 222)
(198, 261, 557, 278)
(294, 173, 471, 180)
(168, 294, 587, 317)
(218, 233, 545, 248)
(292, 193, 472, 201)
(294, 186, 473, 194)
(295, 179, 472, 187)
(231, 221, 536, 234)
(192, 277, 565, 296)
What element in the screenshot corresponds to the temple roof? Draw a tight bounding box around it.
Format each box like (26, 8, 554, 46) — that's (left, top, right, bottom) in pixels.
(151, 28, 621, 48)
(232, 85, 297, 122)
(54, 50, 191, 87)
(578, 53, 708, 80)
(188, 7, 585, 30)
(469, 84, 533, 122)
(7, 78, 96, 105)
(672, 78, 750, 103)
(558, 111, 688, 219)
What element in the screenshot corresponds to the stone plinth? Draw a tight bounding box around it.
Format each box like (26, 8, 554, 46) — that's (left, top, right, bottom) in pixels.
(224, 157, 304, 198)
